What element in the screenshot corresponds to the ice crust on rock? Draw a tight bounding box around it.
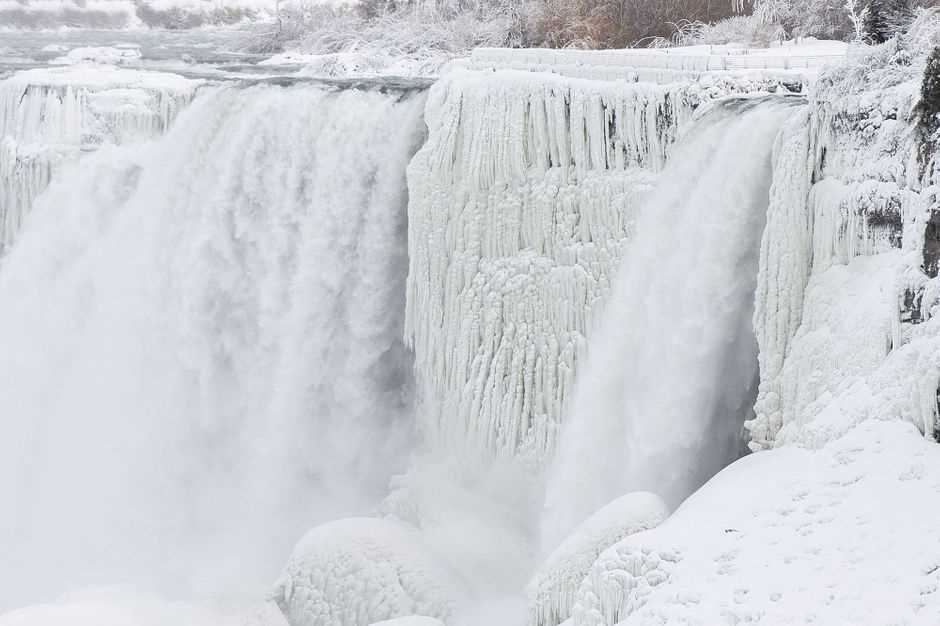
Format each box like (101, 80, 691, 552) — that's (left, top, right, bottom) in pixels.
(272, 518, 461, 626)
(0, 65, 200, 250)
(527, 492, 668, 626)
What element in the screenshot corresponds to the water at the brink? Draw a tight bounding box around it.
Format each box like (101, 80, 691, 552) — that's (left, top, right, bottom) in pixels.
(541, 97, 804, 551)
(0, 83, 426, 608)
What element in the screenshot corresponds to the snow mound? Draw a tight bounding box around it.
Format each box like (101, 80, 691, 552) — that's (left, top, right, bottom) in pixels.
(272, 518, 461, 626)
(569, 420, 940, 625)
(368, 618, 444, 626)
(528, 492, 668, 626)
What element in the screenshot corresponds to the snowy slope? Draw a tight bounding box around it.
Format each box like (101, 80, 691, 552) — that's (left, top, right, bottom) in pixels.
(570, 420, 940, 626)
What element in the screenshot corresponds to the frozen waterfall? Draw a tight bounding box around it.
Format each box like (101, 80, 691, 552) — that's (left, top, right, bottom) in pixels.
(542, 96, 805, 549)
(0, 81, 426, 608)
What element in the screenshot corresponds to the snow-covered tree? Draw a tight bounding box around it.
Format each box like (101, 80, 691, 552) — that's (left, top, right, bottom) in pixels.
(864, 0, 914, 43)
(917, 45, 940, 171)
(846, 0, 870, 41)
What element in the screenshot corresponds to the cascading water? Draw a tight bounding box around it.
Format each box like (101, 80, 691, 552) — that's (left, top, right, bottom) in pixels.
(0, 81, 426, 608)
(541, 96, 805, 550)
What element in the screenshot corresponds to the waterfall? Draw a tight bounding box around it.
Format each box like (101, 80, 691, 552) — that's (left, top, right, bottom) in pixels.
(0, 81, 426, 608)
(541, 96, 804, 550)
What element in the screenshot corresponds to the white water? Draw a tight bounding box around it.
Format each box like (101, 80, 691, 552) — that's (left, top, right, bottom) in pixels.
(541, 97, 803, 550)
(0, 82, 426, 609)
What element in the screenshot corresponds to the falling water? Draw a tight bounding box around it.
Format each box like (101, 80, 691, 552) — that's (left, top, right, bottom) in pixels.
(542, 97, 805, 550)
(0, 82, 427, 608)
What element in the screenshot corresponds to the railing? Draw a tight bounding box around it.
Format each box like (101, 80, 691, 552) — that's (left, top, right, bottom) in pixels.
(471, 47, 846, 73)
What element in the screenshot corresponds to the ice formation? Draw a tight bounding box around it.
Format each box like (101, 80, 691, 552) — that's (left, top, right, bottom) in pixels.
(526, 492, 668, 626)
(0, 82, 426, 606)
(272, 518, 461, 626)
(0, 65, 199, 251)
(747, 32, 939, 450)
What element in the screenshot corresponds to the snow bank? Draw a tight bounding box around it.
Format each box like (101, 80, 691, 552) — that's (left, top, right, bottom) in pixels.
(271, 518, 461, 626)
(0, 589, 285, 626)
(0, 65, 200, 251)
(527, 492, 668, 626)
(569, 420, 940, 625)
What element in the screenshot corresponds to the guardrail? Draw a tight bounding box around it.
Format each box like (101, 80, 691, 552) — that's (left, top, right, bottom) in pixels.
(471, 47, 846, 73)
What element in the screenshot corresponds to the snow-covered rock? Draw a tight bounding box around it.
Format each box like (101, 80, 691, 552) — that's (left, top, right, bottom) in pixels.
(271, 518, 462, 626)
(527, 492, 668, 626)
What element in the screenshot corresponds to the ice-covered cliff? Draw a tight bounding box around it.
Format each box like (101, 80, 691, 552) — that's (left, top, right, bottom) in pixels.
(749, 23, 940, 450)
(0, 65, 200, 251)
(405, 67, 800, 474)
